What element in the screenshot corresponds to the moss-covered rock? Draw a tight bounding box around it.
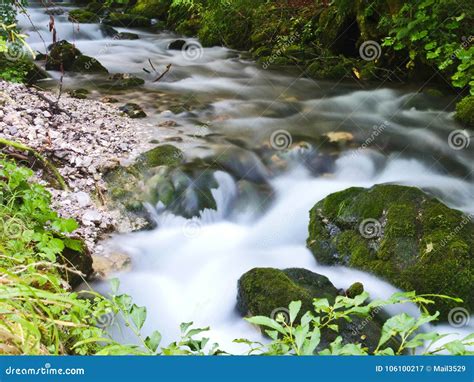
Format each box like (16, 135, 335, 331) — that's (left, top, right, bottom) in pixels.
(46, 40, 82, 71)
(346, 282, 364, 298)
(68, 9, 100, 23)
(136, 144, 183, 168)
(68, 88, 90, 99)
(103, 12, 151, 27)
(71, 55, 108, 73)
(307, 184, 473, 318)
(105, 151, 220, 219)
(237, 268, 339, 320)
(454, 96, 474, 127)
(119, 103, 147, 118)
(45, 40, 107, 73)
(237, 267, 395, 352)
(103, 73, 145, 89)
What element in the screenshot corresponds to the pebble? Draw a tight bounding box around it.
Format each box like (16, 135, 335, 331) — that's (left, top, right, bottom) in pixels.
(0, 80, 150, 258)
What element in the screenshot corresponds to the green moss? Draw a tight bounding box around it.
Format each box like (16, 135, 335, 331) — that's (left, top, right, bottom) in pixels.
(346, 282, 364, 298)
(237, 268, 338, 319)
(307, 57, 354, 80)
(307, 184, 474, 318)
(131, 0, 170, 19)
(68, 9, 100, 23)
(454, 96, 474, 127)
(136, 145, 183, 169)
(46, 40, 82, 71)
(71, 55, 108, 73)
(104, 12, 151, 27)
(68, 88, 90, 99)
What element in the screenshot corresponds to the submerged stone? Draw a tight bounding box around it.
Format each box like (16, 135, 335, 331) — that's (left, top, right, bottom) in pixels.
(119, 103, 147, 118)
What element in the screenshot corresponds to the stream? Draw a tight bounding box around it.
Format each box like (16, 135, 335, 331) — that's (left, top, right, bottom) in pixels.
(19, 2, 474, 352)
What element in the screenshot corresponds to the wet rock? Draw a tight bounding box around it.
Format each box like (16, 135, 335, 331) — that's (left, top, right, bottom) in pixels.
(45, 8, 65, 16)
(104, 73, 145, 90)
(237, 267, 391, 352)
(99, 24, 139, 40)
(119, 103, 147, 118)
(168, 39, 186, 50)
(307, 184, 474, 319)
(115, 32, 140, 40)
(346, 282, 364, 298)
(455, 95, 474, 127)
(103, 12, 151, 27)
(101, 96, 119, 103)
(45, 40, 108, 73)
(206, 147, 269, 183)
(135, 144, 183, 168)
(68, 88, 90, 99)
(71, 55, 108, 74)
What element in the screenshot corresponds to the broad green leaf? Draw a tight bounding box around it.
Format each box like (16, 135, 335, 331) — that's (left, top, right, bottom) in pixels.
(130, 304, 147, 330)
(245, 316, 286, 335)
(289, 300, 301, 323)
(145, 330, 162, 352)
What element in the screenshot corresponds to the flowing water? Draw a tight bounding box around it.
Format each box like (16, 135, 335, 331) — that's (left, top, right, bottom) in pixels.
(20, 2, 474, 352)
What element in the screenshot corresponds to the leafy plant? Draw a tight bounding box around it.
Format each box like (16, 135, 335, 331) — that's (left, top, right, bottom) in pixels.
(381, 0, 474, 94)
(241, 292, 473, 355)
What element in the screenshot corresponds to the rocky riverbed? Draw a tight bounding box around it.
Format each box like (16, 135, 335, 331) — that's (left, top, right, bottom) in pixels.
(0, 80, 155, 276)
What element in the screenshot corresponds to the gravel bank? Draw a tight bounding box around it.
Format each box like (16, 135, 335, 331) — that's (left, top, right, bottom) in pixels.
(0, 80, 150, 274)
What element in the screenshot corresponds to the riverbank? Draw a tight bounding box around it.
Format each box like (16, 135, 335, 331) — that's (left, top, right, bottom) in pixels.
(0, 79, 152, 275)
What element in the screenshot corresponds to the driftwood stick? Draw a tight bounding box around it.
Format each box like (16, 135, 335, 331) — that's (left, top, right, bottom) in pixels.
(153, 64, 172, 82)
(0, 138, 68, 190)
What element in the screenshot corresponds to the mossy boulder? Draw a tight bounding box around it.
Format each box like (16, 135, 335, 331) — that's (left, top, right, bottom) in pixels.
(136, 145, 183, 168)
(237, 268, 339, 319)
(237, 267, 395, 352)
(45, 40, 107, 73)
(307, 184, 473, 318)
(103, 12, 151, 27)
(454, 96, 474, 127)
(46, 40, 82, 70)
(68, 9, 100, 23)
